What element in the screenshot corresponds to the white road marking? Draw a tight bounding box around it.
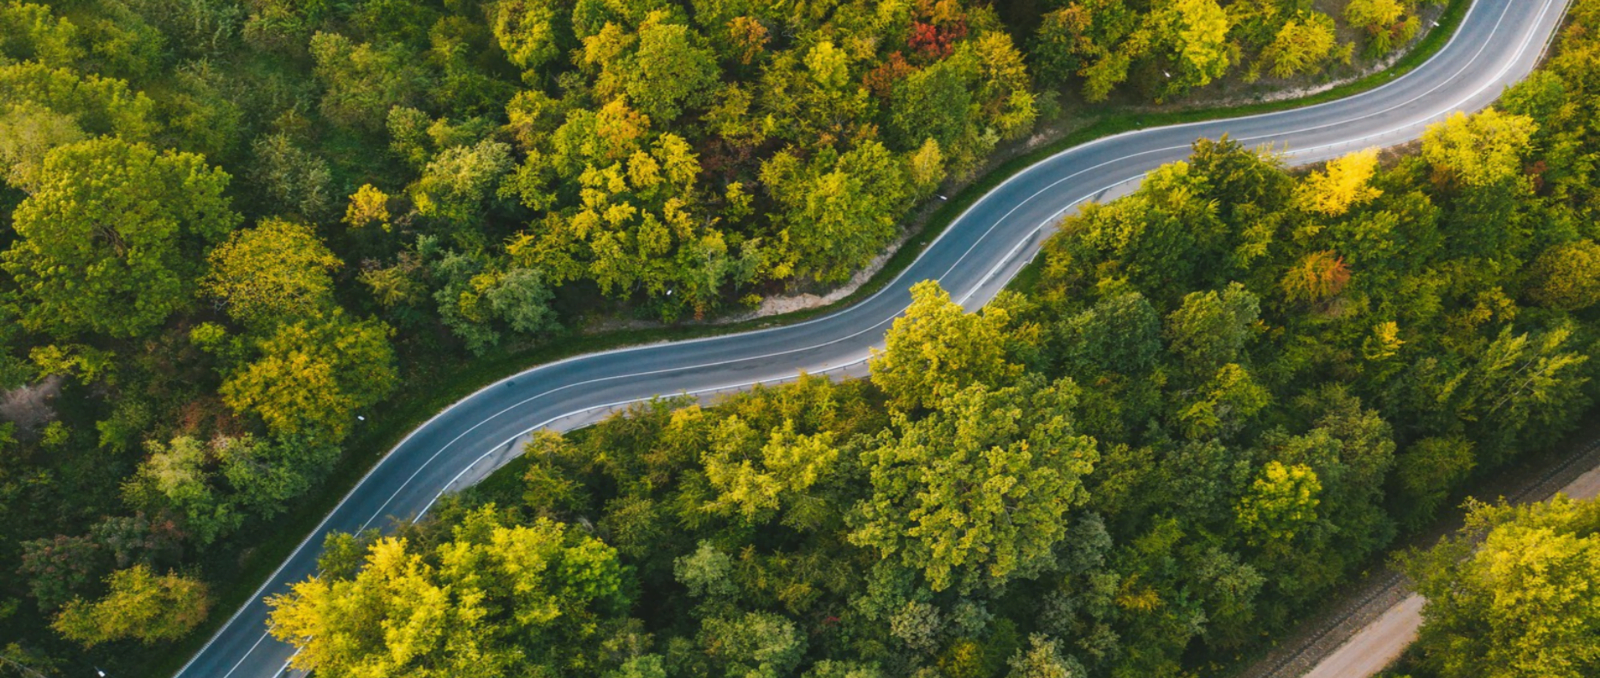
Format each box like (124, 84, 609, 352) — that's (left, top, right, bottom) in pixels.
(172, 2, 1564, 675)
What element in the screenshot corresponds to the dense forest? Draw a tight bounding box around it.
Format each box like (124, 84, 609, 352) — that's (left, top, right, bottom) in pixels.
(250, 2, 1600, 678)
(0, 0, 1472, 673)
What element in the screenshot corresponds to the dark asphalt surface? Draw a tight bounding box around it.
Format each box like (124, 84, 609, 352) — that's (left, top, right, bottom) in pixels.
(173, 0, 1568, 674)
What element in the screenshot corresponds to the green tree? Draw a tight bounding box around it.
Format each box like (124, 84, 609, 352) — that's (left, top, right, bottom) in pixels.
(317, 529, 381, 581)
(871, 281, 1022, 412)
(507, 110, 751, 317)
(1526, 240, 1600, 311)
(249, 133, 334, 222)
(0, 644, 56, 678)
(627, 15, 719, 123)
(0, 100, 84, 191)
(969, 32, 1039, 142)
(221, 312, 397, 440)
(309, 32, 428, 130)
(1028, 0, 1138, 99)
(1248, 391, 1398, 597)
(121, 436, 240, 546)
(1174, 363, 1271, 440)
(586, 11, 719, 123)
(0, 1, 84, 67)
(219, 434, 341, 521)
(269, 510, 628, 677)
(851, 380, 1098, 592)
(1234, 461, 1321, 547)
(1261, 12, 1343, 79)
(428, 249, 560, 353)
(1448, 325, 1591, 460)
(607, 656, 669, 678)
(762, 141, 912, 283)
(204, 219, 342, 329)
(1164, 283, 1260, 375)
(2, 137, 238, 339)
(1394, 436, 1476, 526)
(700, 612, 807, 678)
(52, 565, 212, 647)
(493, 0, 569, 74)
(1053, 161, 1230, 297)
(674, 541, 738, 600)
(700, 417, 840, 525)
(411, 138, 513, 232)
(1006, 635, 1087, 678)
(0, 61, 158, 140)
(1345, 0, 1418, 56)
(1054, 292, 1164, 377)
(485, 267, 562, 338)
(888, 32, 1034, 171)
(1401, 497, 1600, 678)
(890, 59, 973, 151)
(806, 661, 884, 678)
(165, 60, 248, 160)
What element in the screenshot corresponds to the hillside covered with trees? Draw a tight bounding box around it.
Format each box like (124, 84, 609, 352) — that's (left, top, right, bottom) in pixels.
(0, 0, 1472, 673)
(254, 2, 1600, 677)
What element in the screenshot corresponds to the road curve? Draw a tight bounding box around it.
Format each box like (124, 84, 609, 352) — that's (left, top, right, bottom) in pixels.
(175, 1, 1569, 675)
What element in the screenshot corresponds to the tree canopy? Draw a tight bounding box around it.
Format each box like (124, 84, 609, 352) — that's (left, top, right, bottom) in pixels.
(1401, 497, 1600, 678)
(203, 219, 343, 329)
(3, 137, 238, 338)
(0, 0, 1590, 673)
(261, 35, 1600, 672)
(270, 509, 628, 677)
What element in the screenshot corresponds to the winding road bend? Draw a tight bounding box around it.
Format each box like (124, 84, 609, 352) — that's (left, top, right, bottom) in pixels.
(175, 1, 1571, 675)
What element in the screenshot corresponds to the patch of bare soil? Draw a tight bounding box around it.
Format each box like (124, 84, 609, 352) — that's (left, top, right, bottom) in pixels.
(579, 231, 909, 333)
(722, 231, 912, 322)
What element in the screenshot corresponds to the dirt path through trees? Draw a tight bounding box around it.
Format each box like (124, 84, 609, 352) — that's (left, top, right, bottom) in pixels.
(1241, 427, 1600, 678)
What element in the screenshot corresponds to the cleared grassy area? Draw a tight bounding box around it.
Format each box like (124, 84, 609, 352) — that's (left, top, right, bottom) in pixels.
(152, 4, 1471, 676)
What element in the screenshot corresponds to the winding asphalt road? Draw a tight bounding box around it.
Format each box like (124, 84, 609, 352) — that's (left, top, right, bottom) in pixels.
(174, 0, 1570, 675)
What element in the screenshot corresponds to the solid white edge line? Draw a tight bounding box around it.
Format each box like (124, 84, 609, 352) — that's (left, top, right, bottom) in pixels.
(176, 0, 1558, 674)
(935, 0, 1514, 305)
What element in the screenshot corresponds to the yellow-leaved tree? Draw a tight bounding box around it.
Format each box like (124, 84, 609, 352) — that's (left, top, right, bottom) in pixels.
(1298, 149, 1383, 217)
(52, 565, 211, 647)
(221, 311, 397, 441)
(1262, 12, 1345, 79)
(1421, 109, 1539, 189)
(269, 509, 627, 676)
(1345, 0, 1418, 56)
(203, 218, 342, 329)
(1401, 496, 1600, 678)
(870, 281, 1022, 412)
